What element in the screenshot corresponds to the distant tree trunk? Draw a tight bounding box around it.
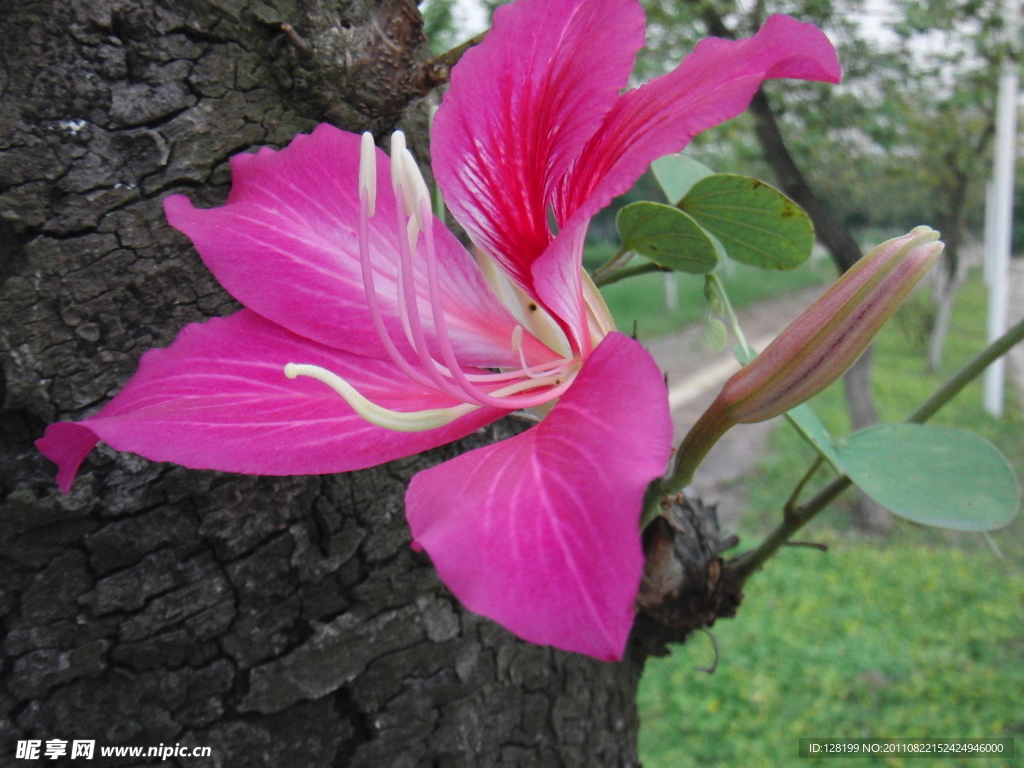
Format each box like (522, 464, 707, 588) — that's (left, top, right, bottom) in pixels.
(928, 172, 971, 372)
(748, 91, 890, 531)
(929, 119, 995, 372)
(928, 256, 961, 372)
(841, 348, 892, 533)
(687, 0, 887, 531)
(1, 1, 727, 764)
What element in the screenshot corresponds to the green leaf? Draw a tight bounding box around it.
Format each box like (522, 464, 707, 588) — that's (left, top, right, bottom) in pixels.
(651, 154, 715, 205)
(679, 174, 814, 270)
(616, 202, 718, 274)
(784, 404, 841, 472)
(834, 424, 1020, 531)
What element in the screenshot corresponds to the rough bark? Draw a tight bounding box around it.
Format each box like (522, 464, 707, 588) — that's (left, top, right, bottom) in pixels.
(0, 1, 699, 765)
(635, 495, 741, 657)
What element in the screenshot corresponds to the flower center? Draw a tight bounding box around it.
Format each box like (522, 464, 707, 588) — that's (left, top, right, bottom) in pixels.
(285, 131, 581, 432)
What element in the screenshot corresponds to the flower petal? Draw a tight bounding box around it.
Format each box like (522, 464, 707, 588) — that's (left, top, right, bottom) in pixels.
(36, 310, 505, 492)
(405, 332, 673, 660)
(432, 0, 646, 302)
(164, 124, 551, 369)
(554, 14, 841, 226)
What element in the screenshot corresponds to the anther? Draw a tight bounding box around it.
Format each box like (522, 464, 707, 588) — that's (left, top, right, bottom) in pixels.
(359, 132, 377, 217)
(389, 132, 415, 216)
(390, 131, 406, 189)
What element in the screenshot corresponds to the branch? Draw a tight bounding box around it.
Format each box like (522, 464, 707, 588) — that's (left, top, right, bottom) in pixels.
(592, 261, 670, 287)
(416, 30, 488, 92)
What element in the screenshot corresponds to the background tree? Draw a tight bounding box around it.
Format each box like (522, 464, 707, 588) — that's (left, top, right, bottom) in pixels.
(598, 0, 1005, 530)
(642, 0, 1006, 371)
(884, 0, 1003, 371)
(640, 0, 898, 531)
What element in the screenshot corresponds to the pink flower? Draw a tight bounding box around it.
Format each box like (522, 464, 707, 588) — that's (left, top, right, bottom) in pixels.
(36, 0, 839, 660)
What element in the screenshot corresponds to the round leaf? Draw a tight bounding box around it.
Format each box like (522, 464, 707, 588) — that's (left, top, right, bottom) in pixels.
(616, 202, 718, 274)
(680, 174, 813, 270)
(651, 154, 715, 205)
(834, 424, 1020, 531)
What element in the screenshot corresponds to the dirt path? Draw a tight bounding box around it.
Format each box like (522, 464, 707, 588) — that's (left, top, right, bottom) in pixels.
(644, 283, 826, 531)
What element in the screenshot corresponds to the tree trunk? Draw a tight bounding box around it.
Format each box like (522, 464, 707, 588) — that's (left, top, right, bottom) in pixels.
(746, 90, 863, 274)
(0, 1, 700, 764)
(842, 348, 892, 533)
(927, 182, 969, 372)
(683, 0, 885, 530)
(747, 83, 885, 532)
(927, 259, 961, 373)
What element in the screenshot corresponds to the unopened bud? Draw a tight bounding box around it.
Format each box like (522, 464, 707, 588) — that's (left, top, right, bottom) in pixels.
(668, 227, 944, 495)
(718, 226, 943, 424)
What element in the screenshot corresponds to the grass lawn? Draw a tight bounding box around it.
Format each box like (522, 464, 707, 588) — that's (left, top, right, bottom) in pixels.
(638, 272, 1024, 767)
(587, 243, 835, 339)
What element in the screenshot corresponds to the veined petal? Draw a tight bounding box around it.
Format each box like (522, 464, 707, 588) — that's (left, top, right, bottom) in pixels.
(432, 0, 645, 304)
(35, 310, 506, 493)
(405, 332, 673, 661)
(164, 124, 555, 369)
(554, 15, 841, 226)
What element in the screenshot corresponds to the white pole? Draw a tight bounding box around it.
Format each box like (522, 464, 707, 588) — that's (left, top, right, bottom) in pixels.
(984, 180, 996, 287)
(984, 1, 1019, 417)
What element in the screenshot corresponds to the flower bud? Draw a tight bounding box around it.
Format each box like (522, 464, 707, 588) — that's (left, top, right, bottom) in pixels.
(718, 226, 944, 423)
(665, 227, 943, 498)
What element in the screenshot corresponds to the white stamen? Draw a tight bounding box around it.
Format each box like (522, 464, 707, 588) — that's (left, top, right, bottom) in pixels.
(390, 131, 407, 201)
(397, 152, 429, 231)
(359, 132, 376, 217)
(285, 363, 477, 432)
(283, 131, 593, 430)
(285, 362, 576, 432)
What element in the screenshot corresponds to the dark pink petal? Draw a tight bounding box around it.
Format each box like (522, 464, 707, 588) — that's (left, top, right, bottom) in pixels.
(554, 15, 841, 226)
(432, 0, 645, 303)
(35, 310, 505, 492)
(164, 124, 552, 369)
(405, 332, 673, 660)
